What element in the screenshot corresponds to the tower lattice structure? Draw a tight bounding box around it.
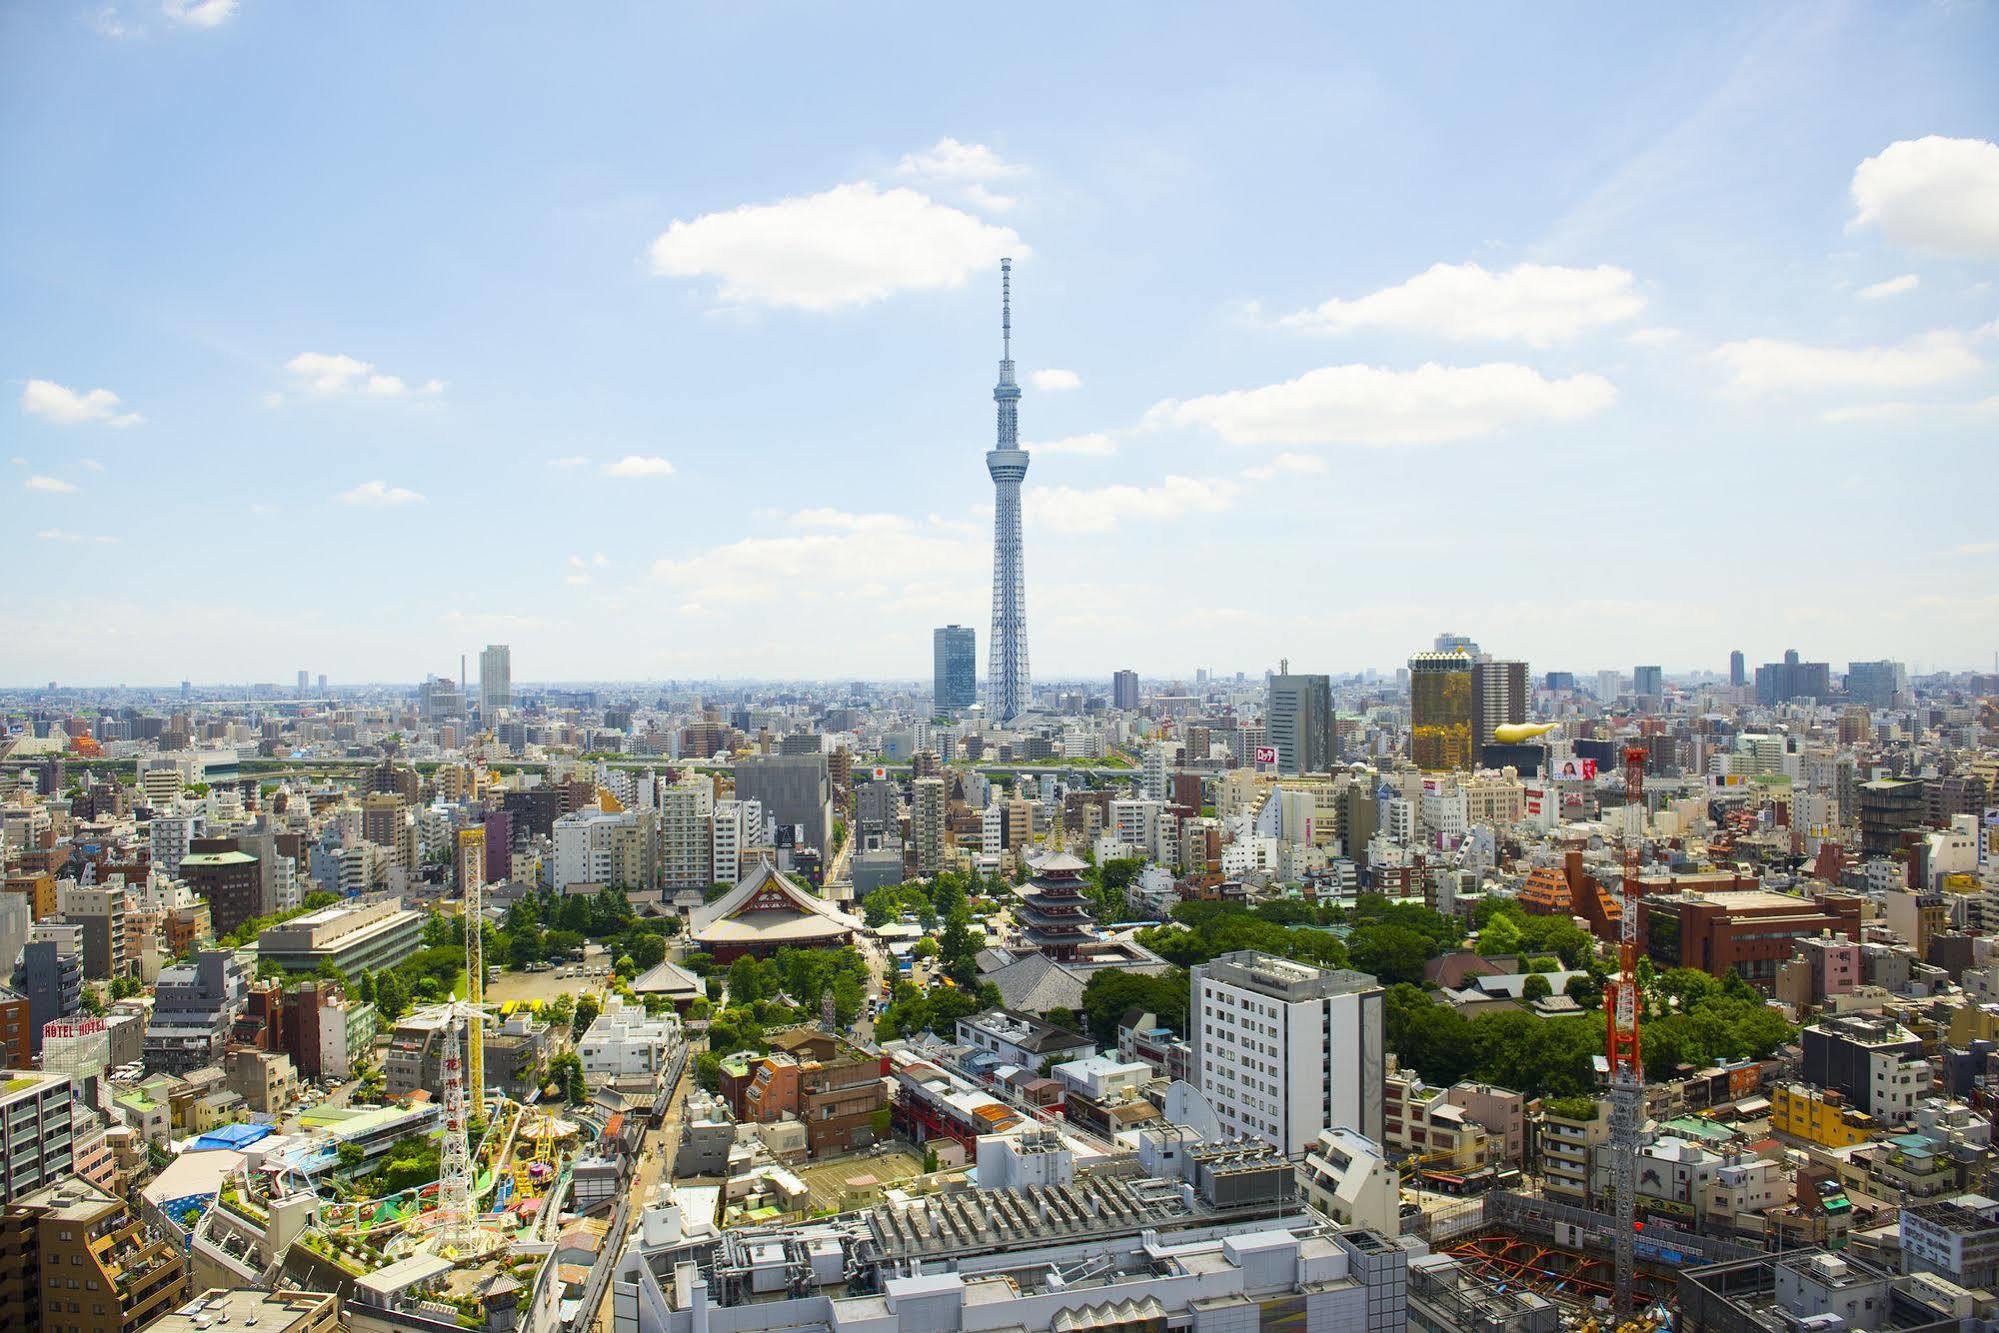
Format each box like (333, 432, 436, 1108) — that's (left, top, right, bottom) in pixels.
(434, 1008, 476, 1252)
(1606, 744, 1649, 1320)
(986, 258, 1031, 724)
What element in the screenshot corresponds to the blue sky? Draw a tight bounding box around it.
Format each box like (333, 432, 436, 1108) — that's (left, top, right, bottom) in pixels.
(4, 2, 1996, 685)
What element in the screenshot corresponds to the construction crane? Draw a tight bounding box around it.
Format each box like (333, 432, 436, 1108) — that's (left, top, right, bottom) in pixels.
(1606, 745, 1649, 1321)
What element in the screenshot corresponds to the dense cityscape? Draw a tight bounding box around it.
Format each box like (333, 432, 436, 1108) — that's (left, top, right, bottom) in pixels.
(8, 6, 1999, 1333)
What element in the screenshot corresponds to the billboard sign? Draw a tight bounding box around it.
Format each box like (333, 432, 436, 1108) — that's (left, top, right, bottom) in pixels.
(1254, 745, 1278, 767)
(42, 1018, 107, 1042)
(1552, 759, 1597, 780)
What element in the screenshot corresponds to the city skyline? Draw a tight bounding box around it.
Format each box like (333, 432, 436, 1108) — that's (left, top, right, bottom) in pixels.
(5, 5, 1998, 684)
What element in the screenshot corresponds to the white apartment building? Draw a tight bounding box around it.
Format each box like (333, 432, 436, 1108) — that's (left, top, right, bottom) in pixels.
(554, 810, 631, 890)
(981, 803, 1004, 858)
(577, 1000, 683, 1088)
(1190, 950, 1385, 1157)
(659, 777, 715, 890)
(1109, 799, 1169, 863)
(912, 777, 946, 875)
(149, 810, 204, 878)
(710, 798, 763, 889)
(1419, 784, 1468, 843)
(1142, 744, 1171, 801)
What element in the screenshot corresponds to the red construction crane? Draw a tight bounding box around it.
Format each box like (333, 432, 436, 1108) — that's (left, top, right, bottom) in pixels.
(1605, 744, 1649, 1320)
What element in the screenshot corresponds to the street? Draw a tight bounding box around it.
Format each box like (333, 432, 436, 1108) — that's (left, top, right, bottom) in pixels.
(586, 1038, 699, 1333)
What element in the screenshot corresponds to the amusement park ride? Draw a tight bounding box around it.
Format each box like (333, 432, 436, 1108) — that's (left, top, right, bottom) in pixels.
(238, 837, 585, 1262)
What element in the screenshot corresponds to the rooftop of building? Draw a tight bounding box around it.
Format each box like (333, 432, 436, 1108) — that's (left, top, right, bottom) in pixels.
(152, 1289, 336, 1332)
(11, 1175, 119, 1222)
(958, 1008, 1094, 1053)
(178, 850, 257, 867)
(1195, 949, 1381, 1000)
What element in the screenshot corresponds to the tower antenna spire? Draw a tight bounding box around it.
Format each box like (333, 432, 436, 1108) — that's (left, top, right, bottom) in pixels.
(1001, 256, 1012, 361)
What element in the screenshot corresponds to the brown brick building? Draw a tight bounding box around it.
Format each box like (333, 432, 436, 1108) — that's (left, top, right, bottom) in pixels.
(1642, 888, 1863, 990)
(720, 1028, 887, 1159)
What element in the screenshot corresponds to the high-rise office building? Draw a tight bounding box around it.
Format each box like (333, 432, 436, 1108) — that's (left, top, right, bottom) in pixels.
(1755, 649, 1831, 705)
(1409, 652, 1474, 771)
(1434, 631, 1480, 655)
(1633, 665, 1664, 698)
(985, 259, 1031, 723)
(1112, 669, 1139, 711)
(1470, 658, 1529, 763)
(296, 669, 309, 697)
(734, 753, 833, 858)
(1729, 650, 1746, 687)
(479, 643, 512, 716)
(1190, 951, 1384, 1157)
(932, 626, 976, 711)
(1266, 673, 1333, 775)
(1846, 660, 1909, 710)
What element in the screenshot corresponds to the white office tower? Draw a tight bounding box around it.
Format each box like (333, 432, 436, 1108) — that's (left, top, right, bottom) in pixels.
(1191, 950, 1385, 1157)
(149, 809, 205, 877)
(1142, 742, 1171, 801)
(658, 776, 714, 890)
(479, 644, 511, 716)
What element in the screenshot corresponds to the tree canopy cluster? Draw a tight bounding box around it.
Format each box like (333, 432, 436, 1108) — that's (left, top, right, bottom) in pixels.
(493, 884, 677, 976)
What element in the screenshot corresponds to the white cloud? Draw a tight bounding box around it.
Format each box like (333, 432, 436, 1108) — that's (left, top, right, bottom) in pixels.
(80, 459, 104, 471)
(564, 574, 591, 587)
(1954, 541, 1999, 557)
(962, 184, 1019, 214)
(334, 480, 424, 507)
(284, 352, 438, 399)
(1713, 330, 1980, 394)
(652, 508, 983, 609)
(1857, 274, 1920, 301)
(1279, 262, 1645, 347)
(895, 138, 1025, 183)
(566, 553, 613, 570)
(1026, 432, 1118, 457)
(601, 455, 674, 478)
(1027, 475, 1243, 534)
(91, 7, 135, 38)
(1030, 368, 1081, 392)
(24, 475, 79, 493)
(36, 529, 117, 544)
(546, 456, 590, 469)
(162, 0, 236, 27)
(1626, 327, 1681, 347)
(19, 379, 144, 427)
(1822, 394, 1999, 424)
(1147, 362, 1617, 447)
(1242, 452, 1330, 481)
(1850, 136, 1999, 260)
(648, 182, 1022, 311)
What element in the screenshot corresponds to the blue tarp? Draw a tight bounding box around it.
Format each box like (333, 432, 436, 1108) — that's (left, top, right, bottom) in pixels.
(193, 1122, 273, 1150)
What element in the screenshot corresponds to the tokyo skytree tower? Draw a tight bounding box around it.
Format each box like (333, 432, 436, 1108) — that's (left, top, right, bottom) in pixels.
(986, 258, 1030, 723)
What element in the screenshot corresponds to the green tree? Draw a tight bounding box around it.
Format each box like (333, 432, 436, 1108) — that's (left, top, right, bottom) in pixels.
(1521, 974, 1553, 1002)
(572, 993, 601, 1034)
(549, 1052, 588, 1104)
(726, 956, 764, 1006)
(1347, 923, 1434, 987)
(1475, 913, 1523, 957)
(1078, 969, 1188, 1045)
(628, 934, 668, 972)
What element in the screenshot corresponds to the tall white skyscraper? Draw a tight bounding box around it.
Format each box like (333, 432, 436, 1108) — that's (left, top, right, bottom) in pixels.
(479, 644, 511, 716)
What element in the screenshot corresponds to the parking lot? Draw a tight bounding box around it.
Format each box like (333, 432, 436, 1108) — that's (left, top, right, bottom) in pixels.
(484, 944, 616, 1007)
